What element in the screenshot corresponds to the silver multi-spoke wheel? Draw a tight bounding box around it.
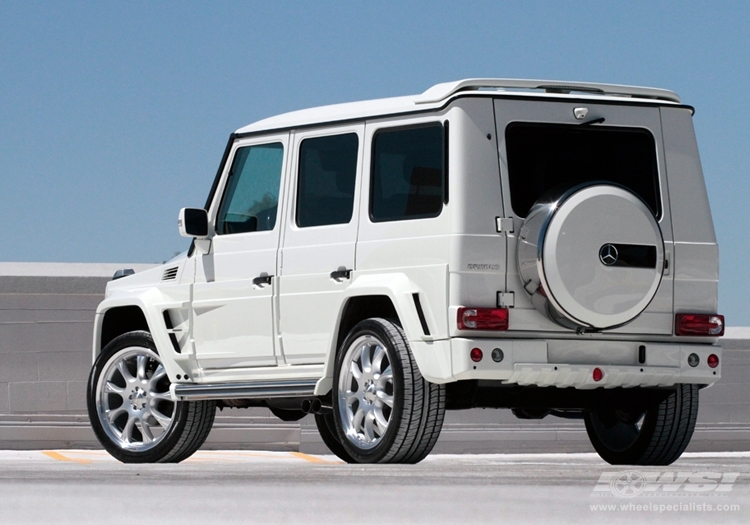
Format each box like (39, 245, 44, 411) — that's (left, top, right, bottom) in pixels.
(96, 346, 175, 451)
(88, 331, 216, 463)
(331, 318, 445, 464)
(338, 334, 395, 449)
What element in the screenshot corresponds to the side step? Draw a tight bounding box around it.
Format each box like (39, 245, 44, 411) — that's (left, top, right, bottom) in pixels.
(172, 379, 318, 401)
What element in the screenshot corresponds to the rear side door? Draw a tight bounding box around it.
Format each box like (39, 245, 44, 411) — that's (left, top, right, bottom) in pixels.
(277, 125, 363, 364)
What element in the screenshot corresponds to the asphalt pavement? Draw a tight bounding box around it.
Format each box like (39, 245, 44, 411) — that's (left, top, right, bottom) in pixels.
(0, 450, 747, 524)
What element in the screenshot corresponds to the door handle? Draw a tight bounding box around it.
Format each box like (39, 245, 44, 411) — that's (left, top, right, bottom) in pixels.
(330, 269, 352, 281)
(252, 275, 273, 286)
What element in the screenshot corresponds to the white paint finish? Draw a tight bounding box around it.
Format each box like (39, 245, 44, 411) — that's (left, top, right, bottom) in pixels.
(408, 339, 453, 384)
(445, 99, 508, 321)
(447, 98, 505, 235)
(448, 337, 719, 388)
(236, 78, 680, 135)
(86, 83, 719, 400)
(196, 363, 325, 385)
(660, 107, 717, 244)
(494, 98, 675, 335)
(354, 111, 453, 343)
(673, 242, 720, 315)
(547, 339, 638, 366)
(93, 285, 195, 383)
(190, 133, 290, 370)
(278, 124, 364, 365)
(415, 78, 681, 104)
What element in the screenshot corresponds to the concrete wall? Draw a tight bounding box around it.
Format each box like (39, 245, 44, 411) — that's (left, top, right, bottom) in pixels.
(1, 263, 748, 454)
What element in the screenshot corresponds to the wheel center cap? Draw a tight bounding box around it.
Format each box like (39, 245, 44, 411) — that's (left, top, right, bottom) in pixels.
(363, 380, 376, 404)
(130, 387, 147, 410)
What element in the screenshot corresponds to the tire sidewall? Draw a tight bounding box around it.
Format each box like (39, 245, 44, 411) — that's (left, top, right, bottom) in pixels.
(87, 330, 189, 463)
(584, 405, 658, 464)
(332, 319, 406, 463)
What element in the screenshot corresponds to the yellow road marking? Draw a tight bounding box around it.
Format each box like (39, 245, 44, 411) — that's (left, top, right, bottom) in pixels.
(40, 449, 339, 465)
(42, 451, 92, 465)
(289, 452, 340, 464)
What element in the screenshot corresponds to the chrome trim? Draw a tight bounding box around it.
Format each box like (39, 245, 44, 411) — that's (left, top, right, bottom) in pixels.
(172, 379, 318, 401)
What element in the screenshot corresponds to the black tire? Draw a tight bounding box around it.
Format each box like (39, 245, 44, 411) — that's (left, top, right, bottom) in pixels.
(87, 330, 216, 463)
(332, 318, 445, 464)
(584, 384, 699, 465)
(314, 412, 356, 463)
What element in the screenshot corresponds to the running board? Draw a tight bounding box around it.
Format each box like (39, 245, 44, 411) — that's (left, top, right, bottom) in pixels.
(171, 379, 318, 401)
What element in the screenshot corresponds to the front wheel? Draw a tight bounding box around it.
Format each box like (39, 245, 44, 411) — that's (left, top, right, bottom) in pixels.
(332, 318, 445, 464)
(584, 384, 699, 465)
(87, 331, 216, 463)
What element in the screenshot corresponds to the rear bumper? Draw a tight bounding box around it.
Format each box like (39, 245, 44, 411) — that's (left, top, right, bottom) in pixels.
(410, 337, 721, 388)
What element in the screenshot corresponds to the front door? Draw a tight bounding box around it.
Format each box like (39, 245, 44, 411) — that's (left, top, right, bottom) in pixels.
(191, 134, 289, 369)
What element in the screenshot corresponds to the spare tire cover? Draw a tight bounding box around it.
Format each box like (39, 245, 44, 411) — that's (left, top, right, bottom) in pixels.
(517, 184, 664, 330)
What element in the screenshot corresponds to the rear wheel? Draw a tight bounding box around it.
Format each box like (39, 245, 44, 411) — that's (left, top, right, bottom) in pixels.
(584, 384, 699, 465)
(314, 412, 355, 463)
(87, 331, 216, 463)
(332, 318, 445, 464)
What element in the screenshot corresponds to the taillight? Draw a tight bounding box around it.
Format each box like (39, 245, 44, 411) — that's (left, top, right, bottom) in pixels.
(707, 354, 719, 368)
(457, 307, 509, 331)
(675, 314, 725, 336)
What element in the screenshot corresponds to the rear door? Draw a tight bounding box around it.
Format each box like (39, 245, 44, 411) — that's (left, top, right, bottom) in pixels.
(494, 98, 674, 335)
(277, 125, 363, 364)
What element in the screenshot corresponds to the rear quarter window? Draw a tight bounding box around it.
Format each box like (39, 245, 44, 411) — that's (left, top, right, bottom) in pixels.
(370, 124, 446, 222)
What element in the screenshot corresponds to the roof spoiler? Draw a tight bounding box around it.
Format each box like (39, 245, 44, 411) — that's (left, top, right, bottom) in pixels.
(414, 78, 681, 105)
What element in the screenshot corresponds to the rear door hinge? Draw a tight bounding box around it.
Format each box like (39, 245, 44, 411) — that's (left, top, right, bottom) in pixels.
(497, 292, 515, 308)
(496, 217, 514, 234)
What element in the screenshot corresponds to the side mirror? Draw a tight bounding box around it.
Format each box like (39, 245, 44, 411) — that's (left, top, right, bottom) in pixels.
(178, 208, 209, 238)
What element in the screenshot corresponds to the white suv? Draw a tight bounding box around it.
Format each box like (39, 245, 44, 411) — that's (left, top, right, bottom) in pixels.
(87, 79, 723, 465)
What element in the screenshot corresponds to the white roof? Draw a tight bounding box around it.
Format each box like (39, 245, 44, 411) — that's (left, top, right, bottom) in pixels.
(236, 78, 682, 134)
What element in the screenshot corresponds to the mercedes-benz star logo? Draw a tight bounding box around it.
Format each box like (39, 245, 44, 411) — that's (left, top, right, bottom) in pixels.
(599, 244, 619, 266)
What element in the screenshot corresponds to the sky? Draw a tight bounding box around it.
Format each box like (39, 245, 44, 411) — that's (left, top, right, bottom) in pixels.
(0, 1, 748, 325)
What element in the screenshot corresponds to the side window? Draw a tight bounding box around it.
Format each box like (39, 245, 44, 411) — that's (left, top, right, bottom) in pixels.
(296, 133, 358, 228)
(370, 124, 445, 222)
(216, 143, 284, 235)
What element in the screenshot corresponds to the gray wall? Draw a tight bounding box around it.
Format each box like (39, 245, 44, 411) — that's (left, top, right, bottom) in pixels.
(1, 264, 748, 453)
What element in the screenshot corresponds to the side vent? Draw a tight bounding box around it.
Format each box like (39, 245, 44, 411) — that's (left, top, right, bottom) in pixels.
(162, 310, 182, 354)
(412, 293, 431, 336)
(162, 267, 179, 281)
